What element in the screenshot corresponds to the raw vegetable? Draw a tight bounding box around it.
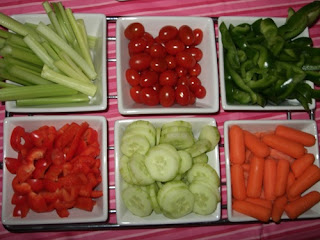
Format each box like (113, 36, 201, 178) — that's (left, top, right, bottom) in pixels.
(229, 125, 246, 164)
(263, 158, 277, 201)
(230, 164, 246, 200)
(275, 125, 316, 147)
(290, 153, 315, 178)
(271, 195, 287, 223)
(232, 200, 271, 222)
(120, 120, 221, 219)
(274, 159, 290, 197)
(246, 156, 264, 198)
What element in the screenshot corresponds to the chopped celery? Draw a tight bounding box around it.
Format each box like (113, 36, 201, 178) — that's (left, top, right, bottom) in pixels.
(43, 1, 66, 41)
(0, 68, 33, 86)
(0, 45, 43, 66)
(54, 59, 90, 83)
(0, 81, 19, 88)
(8, 65, 53, 85)
(41, 41, 60, 61)
(4, 56, 42, 73)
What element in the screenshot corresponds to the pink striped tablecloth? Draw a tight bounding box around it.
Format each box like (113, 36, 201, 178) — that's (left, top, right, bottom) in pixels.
(0, 0, 320, 239)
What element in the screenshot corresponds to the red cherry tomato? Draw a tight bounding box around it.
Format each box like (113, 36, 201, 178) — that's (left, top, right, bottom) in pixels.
(178, 25, 195, 46)
(128, 37, 147, 54)
(176, 51, 196, 69)
(177, 75, 189, 86)
(165, 39, 185, 55)
(159, 85, 175, 107)
(185, 47, 203, 62)
(159, 25, 178, 42)
(140, 87, 160, 106)
(193, 28, 203, 45)
(124, 22, 145, 40)
(143, 32, 155, 53)
(129, 53, 152, 71)
(159, 70, 178, 86)
(189, 91, 196, 105)
(126, 68, 140, 86)
(194, 85, 207, 99)
(188, 63, 201, 77)
(140, 70, 159, 87)
(187, 76, 201, 92)
(175, 84, 190, 106)
(150, 58, 167, 72)
(152, 82, 161, 93)
(175, 66, 188, 77)
(149, 43, 167, 58)
(130, 85, 143, 103)
(165, 55, 177, 69)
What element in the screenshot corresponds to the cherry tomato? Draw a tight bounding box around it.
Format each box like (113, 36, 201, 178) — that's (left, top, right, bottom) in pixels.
(185, 47, 203, 62)
(150, 57, 167, 72)
(152, 82, 161, 93)
(176, 51, 196, 69)
(140, 70, 159, 87)
(143, 32, 155, 53)
(159, 85, 175, 107)
(194, 85, 207, 99)
(188, 63, 201, 77)
(124, 22, 145, 40)
(129, 53, 152, 71)
(175, 66, 188, 77)
(128, 37, 147, 54)
(165, 55, 177, 69)
(158, 25, 178, 42)
(193, 28, 203, 45)
(175, 84, 190, 106)
(178, 25, 195, 46)
(130, 85, 143, 103)
(188, 76, 201, 92)
(140, 87, 160, 106)
(165, 39, 185, 55)
(177, 75, 189, 86)
(189, 91, 196, 105)
(126, 68, 140, 86)
(159, 70, 178, 86)
(149, 43, 167, 58)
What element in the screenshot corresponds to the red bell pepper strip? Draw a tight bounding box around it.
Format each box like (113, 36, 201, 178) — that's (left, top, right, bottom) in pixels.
(10, 126, 33, 152)
(75, 197, 96, 211)
(5, 157, 22, 174)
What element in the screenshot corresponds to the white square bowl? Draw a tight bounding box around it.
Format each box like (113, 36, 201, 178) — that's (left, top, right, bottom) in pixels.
(2, 115, 108, 225)
(116, 17, 219, 115)
(224, 120, 320, 222)
(218, 16, 315, 111)
(115, 117, 221, 225)
(5, 13, 107, 113)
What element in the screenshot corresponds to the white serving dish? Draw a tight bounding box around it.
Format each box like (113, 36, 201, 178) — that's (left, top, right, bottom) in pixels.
(224, 120, 320, 222)
(116, 16, 219, 115)
(2, 116, 108, 225)
(218, 16, 315, 111)
(5, 13, 107, 113)
(114, 117, 221, 225)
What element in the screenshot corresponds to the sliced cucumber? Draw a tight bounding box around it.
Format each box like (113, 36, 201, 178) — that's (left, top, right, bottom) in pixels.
(199, 125, 220, 151)
(160, 125, 193, 136)
(161, 120, 192, 130)
(126, 120, 156, 135)
(193, 153, 208, 164)
(145, 144, 180, 182)
(148, 183, 161, 214)
(156, 143, 181, 161)
(120, 134, 150, 157)
(123, 127, 156, 147)
(187, 163, 220, 188)
(189, 181, 218, 215)
(160, 131, 194, 150)
(155, 127, 161, 145)
(157, 180, 187, 204)
(128, 153, 155, 185)
(191, 177, 221, 202)
(178, 150, 193, 174)
(119, 155, 134, 184)
(122, 185, 153, 217)
(185, 139, 211, 158)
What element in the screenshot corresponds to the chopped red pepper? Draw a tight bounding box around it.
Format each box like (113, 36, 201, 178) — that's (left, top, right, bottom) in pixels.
(10, 126, 33, 152)
(5, 157, 22, 174)
(75, 197, 96, 212)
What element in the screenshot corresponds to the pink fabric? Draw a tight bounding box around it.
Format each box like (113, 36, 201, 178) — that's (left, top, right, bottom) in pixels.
(0, 0, 320, 239)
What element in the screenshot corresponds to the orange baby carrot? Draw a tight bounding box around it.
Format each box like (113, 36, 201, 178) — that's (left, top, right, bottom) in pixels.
(285, 191, 320, 219)
(275, 125, 316, 147)
(245, 149, 253, 163)
(269, 148, 295, 165)
(275, 159, 290, 197)
(246, 197, 272, 209)
(231, 164, 247, 200)
(264, 158, 277, 200)
(233, 200, 271, 222)
(286, 172, 295, 195)
(288, 164, 320, 198)
(262, 134, 306, 159)
(247, 156, 264, 198)
(244, 130, 270, 158)
(291, 153, 315, 178)
(229, 125, 246, 164)
(242, 163, 250, 172)
(271, 195, 288, 223)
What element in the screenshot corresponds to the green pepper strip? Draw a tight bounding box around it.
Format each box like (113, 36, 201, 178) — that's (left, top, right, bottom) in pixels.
(220, 22, 240, 69)
(305, 71, 320, 85)
(251, 44, 273, 69)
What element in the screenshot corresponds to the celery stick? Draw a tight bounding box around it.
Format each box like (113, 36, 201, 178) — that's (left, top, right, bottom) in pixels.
(41, 41, 60, 61)
(0, 83, 78, 101)
(54, 60, 90, 83)
(0, 45, 43, 66)
(23, 34, 59, 72)
(0, 81, 19, 88)
(16, 93, 89, 106)
(52, 2, 73, 45)
(0, 37, 5, 48)
(0, 29, 10, 39)
(41, 64, 96, 96)
(57, 51, 89, 79)
(4, 56, 42, 73)
(0, 68, 32, 86)
(36, 22, 97, 80)
(8, 65, 53, 85)
(7, 34, 28, 48)
(65, 9, 95, 71)
(77, 19, 89, 49)
(88, 35, 97, 49)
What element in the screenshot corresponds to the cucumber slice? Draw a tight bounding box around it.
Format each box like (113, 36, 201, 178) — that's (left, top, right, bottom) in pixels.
(155, 127, 161, 145)
(122, 185, 153, 217)
(160, 125, 193, 136)
(185, 139, 211, 157)
(199, 125, 220, 151)
(123, 127, 156, 147)
(128, 153, 155, 185)
(157, 180, 187, 204)
(119, 155, 134, 184)
(161, 120, 192, 130)
(156, 143, 181, 161)
(178, 150, 193, 174)
(189, 181, 218, 215)
(145, 144, 180, 182)
(191, 177, 221, 202)
(193, 153, 208, 164)
(187, 163, 220, 188)
(120, 134, 150, 157)
(148, 183, 161, 214)
(126, 120, 156, 135)
(160, 131, 194, 150)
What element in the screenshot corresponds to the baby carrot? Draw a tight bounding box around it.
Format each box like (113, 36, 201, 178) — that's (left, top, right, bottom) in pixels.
(288, 164, 320, 198)
(269, 148, 295, 165)
(233, 200, 271, 222)
(246, 197, 272, 209)
(231, 164, 247, 200)
(291, 153, 315, 178)
(271, 195, 288, 223)
(242, 163, 250, 172)
(247, 156, 264, 198)
(275, 159, 290, 197)
(285, 191, 320, 219)
(286, 172, 295, 195)
(262, 134, 306, 159)
(244, 130, 270, 158)
(229, 125, 246, 164)
(275, 125, 316, 147)
(264, 158, 277, 200)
